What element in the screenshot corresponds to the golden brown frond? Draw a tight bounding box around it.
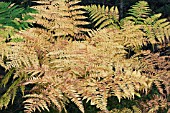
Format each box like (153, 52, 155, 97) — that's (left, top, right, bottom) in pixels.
(140, 95, 169, 113)
(141, 51, 170, 96)
(31, 0, 90, 39)
(87, 24, 145, 53)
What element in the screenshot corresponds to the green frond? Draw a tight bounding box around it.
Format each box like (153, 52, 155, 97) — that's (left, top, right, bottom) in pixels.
(125, 1, 170, 47)
(0, 2, 37, 30)
(0, 76, 22, 109)
(127, 1, 151, 24)
(0, 68, 15, 87)
(85, 5, 120, 29)
(144, 14, 170, 45)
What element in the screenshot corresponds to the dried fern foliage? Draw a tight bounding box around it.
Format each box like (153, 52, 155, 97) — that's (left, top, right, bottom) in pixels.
(0, 0, 169, 113)
(30, 0, 90, 39)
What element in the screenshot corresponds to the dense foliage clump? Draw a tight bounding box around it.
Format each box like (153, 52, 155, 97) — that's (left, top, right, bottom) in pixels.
(0, 0, 169, 113)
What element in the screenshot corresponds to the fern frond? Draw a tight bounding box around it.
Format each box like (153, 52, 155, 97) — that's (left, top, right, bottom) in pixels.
(144, 14, 170, 46)
(0, 76, 22, 109)
(141, 52, 170, 96)
(107, 69, 152, 101)
(79, 78, 109, 111)
(87, 25, 145, 52)
(27, 37, 151, 112)
(85, 5, 119, 29)
(125, 1, 170, 47)
(0, 2, 37, 30)
(24, 94, 50, 113)
(0, 29, 42, 110)
(140, 95, 169, 113)
(31, 0, 90, 39)
(2, 1, 169, 112)
(23, 70, 84, 113)
(127, 1, 151, 24)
